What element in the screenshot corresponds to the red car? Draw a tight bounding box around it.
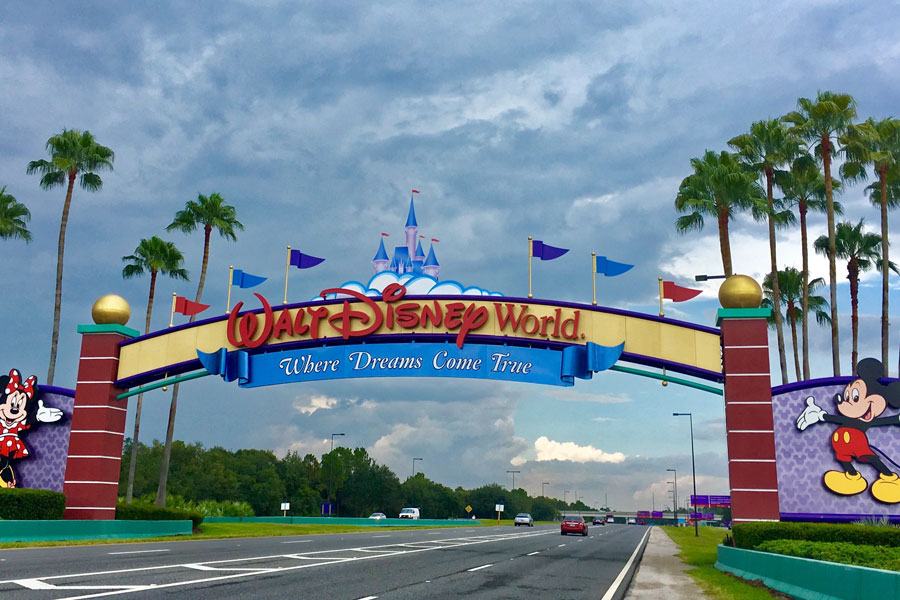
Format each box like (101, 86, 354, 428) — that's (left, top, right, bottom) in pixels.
(561, 515, 588, 536)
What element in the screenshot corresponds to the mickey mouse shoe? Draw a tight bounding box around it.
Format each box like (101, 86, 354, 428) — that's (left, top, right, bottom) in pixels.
(871, 473, 900, 504)
(823, 470, 867, 495)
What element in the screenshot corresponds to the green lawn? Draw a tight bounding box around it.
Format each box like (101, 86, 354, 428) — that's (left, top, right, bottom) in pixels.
(661, 526, 785, 599)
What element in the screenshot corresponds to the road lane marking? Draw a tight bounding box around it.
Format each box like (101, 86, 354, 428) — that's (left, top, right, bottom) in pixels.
(526, 551, 540, 556)
(356, 596, 378, 600)
(372, 535, 391, 538)
(467, 564, 492, 572)
(107, 549, 169, 555)
(600, 527, 653, 600)
(557, 544, 566, 547)
(281, 540, 312, 544)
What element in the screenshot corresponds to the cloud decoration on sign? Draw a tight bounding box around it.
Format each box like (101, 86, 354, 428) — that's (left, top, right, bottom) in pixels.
(313, 272, 504, 301)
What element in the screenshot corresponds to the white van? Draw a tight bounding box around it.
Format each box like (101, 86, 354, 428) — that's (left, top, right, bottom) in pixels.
(399, 507, 420, 519)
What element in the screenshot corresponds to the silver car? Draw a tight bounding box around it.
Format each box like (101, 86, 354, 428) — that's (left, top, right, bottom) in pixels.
(514, 513, 534, 527)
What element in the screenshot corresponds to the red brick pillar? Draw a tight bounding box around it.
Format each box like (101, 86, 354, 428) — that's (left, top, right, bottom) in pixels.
(63, 323, 137, 519)
(718, 308, 780, 523)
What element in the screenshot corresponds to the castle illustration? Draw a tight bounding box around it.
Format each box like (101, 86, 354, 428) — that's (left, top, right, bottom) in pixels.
(372, 194, 440, 278)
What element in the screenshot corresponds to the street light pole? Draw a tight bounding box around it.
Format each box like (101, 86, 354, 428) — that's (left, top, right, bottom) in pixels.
(330, 432, 345, 452)
(542, 482, 549, 497)
(667, 468, 678, 526)
(412, 457, 423, 477)
(506, 470, 521, 490)
(674, 412, 699, 537)
(564, 490, 570, 505)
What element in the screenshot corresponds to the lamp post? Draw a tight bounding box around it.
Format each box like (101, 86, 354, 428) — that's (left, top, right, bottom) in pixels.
(330, 432, 345, 452)
(542, 482, 549, 497)
(674, 412, 699, 537)
(412, 457, 423, 477)
(694, 274, 727, 281)
(564, 490, 570, 505)
(667, 468, 678, 526)
(507, 470, 521, 490)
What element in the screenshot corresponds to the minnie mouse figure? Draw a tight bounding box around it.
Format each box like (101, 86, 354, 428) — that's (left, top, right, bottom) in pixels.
(796, 358, 900, 503)
(0, 369, 63, 488)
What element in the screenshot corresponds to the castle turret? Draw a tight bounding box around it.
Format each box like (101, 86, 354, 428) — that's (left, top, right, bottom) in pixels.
(405, 196, 418, 260)
(372, 238, 390, 274)
(423, 243, 440, 279)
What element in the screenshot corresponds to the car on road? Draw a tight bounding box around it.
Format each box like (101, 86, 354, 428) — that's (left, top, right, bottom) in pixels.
(627, 517, 637, 525)
(592, 517, 605, 525)
(561, 515, 588, 536)
(514, 513, 534, 527)
(606, 515, 615, 523)
(398, 507, 420, 519)
(637, 519, 646, 525)
(368, 512, 387, 520)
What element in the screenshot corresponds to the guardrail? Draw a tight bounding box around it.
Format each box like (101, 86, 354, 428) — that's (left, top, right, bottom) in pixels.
(0, 520, 192, 543)
(716, 544, 900, 599)
(203, 516, 478, 527)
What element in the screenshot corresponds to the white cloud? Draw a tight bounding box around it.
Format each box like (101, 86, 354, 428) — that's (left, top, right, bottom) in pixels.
(533, 436, 626, 463)
(294, 394, 339, 415)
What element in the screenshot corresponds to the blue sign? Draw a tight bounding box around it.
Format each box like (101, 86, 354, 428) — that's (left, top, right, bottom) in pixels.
(240, 343, 569, 388)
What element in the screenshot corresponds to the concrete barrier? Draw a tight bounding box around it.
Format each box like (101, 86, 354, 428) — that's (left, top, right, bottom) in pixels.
(716, 544, 900, 600)
(203, 516, 478, 527)
(0, 520, 192, 542)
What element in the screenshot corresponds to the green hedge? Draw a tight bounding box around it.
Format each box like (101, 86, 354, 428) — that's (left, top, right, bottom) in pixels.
(116, 502, 204, 530)
(756, 539, 900, 572)
(0, 488, 66, 520)
(734, 521, 900, 549)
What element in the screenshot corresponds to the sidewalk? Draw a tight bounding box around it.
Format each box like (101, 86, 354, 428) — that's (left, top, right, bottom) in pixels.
(625, 527, 711, 599)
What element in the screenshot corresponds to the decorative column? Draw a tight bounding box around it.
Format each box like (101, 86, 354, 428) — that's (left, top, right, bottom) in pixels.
(63, 295, 137, 520)
(716, 276, 780, 523)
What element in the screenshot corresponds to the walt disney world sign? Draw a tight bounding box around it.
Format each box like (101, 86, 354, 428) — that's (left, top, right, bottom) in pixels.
(114, 283, 723, 391)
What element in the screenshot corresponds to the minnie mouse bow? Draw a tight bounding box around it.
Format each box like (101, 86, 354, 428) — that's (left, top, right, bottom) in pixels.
(4, 369, 36, 399)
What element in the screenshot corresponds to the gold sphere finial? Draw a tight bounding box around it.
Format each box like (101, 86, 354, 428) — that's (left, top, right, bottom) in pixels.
(718, 275, 763, 309)
(92, 294, 131, 325)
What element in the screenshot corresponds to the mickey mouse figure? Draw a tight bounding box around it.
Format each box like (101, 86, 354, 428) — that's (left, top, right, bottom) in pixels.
(0, 369, 63, 488)
(796, 358, 900, 503)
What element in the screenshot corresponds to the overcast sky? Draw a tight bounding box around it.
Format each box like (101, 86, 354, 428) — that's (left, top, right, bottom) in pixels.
(3, 1, 900, 511)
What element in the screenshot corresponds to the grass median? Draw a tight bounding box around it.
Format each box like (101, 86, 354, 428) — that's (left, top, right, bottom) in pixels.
(660, 526, 788, 599)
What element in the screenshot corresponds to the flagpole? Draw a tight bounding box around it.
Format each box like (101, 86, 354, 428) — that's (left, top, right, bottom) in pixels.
(283, 245, 291, 305)
(658, 277, 665, 317)
(169, 292, 177, 328)
(592, 252, 597, 306)
(528, 237, 533, 299)
(226, 265, 234, 313)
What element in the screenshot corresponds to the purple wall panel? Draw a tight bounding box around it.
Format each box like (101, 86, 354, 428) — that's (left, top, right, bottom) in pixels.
(16, 391, 74, 492)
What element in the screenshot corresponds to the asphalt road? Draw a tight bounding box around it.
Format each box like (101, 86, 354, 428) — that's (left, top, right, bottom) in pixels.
(0, 523, 651, 599)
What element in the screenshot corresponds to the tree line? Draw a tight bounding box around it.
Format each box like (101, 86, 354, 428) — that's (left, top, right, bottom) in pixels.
(675, 91, 900, 381)
(120, 440, 589, 520)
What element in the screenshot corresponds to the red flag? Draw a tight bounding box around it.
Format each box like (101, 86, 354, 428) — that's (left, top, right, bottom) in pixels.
(419, 235, 425, 239)
(411, 189, 420, 194)
(174, 296, 210, 316)
(381, 232, 390, 236)
(431, 238, 439, 242)
(662, 281, 702, 302)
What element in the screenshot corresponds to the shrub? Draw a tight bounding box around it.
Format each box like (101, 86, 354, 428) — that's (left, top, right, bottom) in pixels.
(756, 540, 900, 572)
(116, 502, 204, 530)
(733, 521, 900, 550)
(0, 488, 66, 520)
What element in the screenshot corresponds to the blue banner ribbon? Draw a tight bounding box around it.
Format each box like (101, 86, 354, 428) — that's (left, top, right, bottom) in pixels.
(560, 341, 625, 384)
(197, 348, 250, 384)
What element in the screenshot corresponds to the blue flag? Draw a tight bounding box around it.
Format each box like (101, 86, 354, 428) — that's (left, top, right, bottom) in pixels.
(232, 269, 267, 288)
(289, 249, 326, 269)
(596, 256, 633, 276)
(532, 239, 569, 261)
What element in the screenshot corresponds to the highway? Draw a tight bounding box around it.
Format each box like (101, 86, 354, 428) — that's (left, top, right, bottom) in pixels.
(0, 523, 651, 599)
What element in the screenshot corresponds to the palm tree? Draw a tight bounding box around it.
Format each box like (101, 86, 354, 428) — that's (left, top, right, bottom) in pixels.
(815, 221, 895, 374)
(729, 120, 803, 385)
(26, 129, 114, 385)
(121, 237, 188, 503)
(776, 156, 843, 379)
(674, 150, 765, 276)
(0, 186, 32, 242)
(761, 268, 829, 381)
(841, 117, 900, 375)
(784, 92, 857, 376)
(157, 193, 243, 506)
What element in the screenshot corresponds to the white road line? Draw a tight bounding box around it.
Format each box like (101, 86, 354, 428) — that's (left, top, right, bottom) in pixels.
(557, 544, 566, 547)
(371, 535, 391, 538)
(357, 596, 378, 600)
(600, 527, 652, 600)
(467, 564, 492, 572)
(107, 549, 169, 555)
(281, 540, 312, 544)
(526, 551, 540, 556)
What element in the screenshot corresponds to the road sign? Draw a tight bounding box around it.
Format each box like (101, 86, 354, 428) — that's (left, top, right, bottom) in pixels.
(495, 504, 504, 512)
(465, 505, 473, 513)
(280, 502, 290, 511)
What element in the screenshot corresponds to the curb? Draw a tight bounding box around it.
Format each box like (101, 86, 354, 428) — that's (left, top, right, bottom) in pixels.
(604, 526, 653, 600)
